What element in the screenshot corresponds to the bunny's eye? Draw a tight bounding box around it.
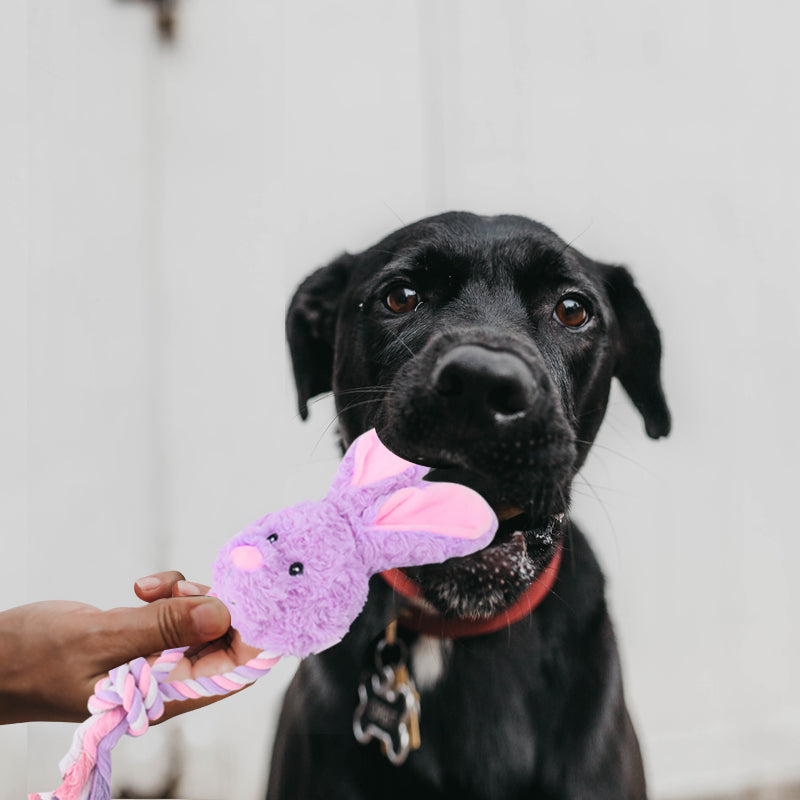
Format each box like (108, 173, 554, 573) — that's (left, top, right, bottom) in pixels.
(267, 533, 278, 543)
(289, 562, 304, 576)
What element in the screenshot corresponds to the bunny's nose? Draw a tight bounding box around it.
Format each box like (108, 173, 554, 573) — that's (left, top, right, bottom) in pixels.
(231, 545, 263, 571)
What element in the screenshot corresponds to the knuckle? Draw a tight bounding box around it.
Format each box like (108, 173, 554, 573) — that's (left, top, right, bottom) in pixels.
(155, 599, 185, 649)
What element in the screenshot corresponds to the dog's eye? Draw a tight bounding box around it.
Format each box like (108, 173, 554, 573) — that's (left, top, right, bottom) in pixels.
(554, 297, 589, 328)
(267, 533, 278, 544)
(385, 285, 420, 314)
(289, 562, 304, 576)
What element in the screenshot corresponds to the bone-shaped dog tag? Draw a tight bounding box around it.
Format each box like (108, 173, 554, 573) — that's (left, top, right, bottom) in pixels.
(353, 628, 421, 765)
(392, 661, 421, 752)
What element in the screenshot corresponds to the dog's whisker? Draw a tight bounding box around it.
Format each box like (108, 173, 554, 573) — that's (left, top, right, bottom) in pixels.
(319, 397, 387, 439)
(552, 483, 576, 575)
(574, 439, 657, 476)
(558, 222, 594, 256)
(571, 482, 630, 496)
(385, 328, 416, 358)
(381, 201, 408, 228)
(308, 397, 391, 458)
(531, 572, 574, 614)
(309, 387, 391, 405)
(309, 385, 394, 405)
(293, 387, 392, 425)
(334, 397, 391, 416)
(569, 487, 610, 502)
(573, 474, 621, 563)
(366, 248, 406, 260)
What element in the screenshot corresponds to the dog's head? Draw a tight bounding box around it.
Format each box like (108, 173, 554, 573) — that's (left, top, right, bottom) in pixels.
(287, 212, 670, 617)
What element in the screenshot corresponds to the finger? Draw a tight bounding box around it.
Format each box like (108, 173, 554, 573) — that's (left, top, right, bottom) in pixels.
(134, 571, 187, 602)
(172, 580, 211, 598)
(101, 596, 231, 665)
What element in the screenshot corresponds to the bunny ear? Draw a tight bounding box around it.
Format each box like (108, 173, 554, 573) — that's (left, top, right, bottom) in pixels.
(350, 429, 420, 487)
(358, 482, 498, 574)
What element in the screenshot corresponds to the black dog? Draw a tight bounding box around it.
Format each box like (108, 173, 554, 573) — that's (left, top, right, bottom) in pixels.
(268, 212, 670, 799)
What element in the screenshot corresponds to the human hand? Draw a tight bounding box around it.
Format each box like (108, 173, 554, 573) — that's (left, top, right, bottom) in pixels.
(0, 572, 243, 725)
(133, 571, 262, 720)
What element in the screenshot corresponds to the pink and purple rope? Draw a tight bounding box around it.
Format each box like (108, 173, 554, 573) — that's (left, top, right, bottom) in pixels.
(29, 649, 280, 800)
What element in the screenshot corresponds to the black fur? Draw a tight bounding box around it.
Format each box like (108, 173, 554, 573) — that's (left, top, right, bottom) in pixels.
(269, 212, 669, 799)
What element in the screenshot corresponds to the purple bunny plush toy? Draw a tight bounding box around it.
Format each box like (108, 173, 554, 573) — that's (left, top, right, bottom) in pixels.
(211, 427, 497, 658)
(33, 429, 497, 800)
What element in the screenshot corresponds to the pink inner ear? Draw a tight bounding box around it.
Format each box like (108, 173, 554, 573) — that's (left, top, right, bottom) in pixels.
(372, 484, 494, 539)
(351, 429, 416, 486)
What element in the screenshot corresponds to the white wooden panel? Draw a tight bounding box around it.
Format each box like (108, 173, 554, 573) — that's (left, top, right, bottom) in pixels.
(0, 1, 30, 796)
(150, 2, 430, 797)
(23, 1, 171, 795)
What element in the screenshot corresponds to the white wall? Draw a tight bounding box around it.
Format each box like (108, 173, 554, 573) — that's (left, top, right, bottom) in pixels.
(1, 1, 30, 796)
(5, 1, 799, 798)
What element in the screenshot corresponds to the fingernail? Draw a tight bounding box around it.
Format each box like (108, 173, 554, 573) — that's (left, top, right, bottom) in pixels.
(136, 576, 161, 592)
(176, 580, 203, 596)
(190, 599, 229, 638)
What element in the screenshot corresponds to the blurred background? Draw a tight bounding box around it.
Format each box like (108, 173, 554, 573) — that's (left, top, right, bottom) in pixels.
(2, 1, 799, 798)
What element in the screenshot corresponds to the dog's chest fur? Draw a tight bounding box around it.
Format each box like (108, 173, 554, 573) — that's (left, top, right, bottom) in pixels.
(409, 636, 450, 691)
(409, 640, 541, 797)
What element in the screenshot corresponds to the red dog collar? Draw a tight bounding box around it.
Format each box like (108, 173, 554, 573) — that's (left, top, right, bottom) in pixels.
(381, 542, 563, 639)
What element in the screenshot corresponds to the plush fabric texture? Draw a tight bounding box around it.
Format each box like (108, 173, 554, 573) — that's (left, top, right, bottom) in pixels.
(211, 428, 498, 658)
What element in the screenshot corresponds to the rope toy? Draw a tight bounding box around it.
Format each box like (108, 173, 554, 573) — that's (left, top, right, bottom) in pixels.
(31, 429, 498, 800)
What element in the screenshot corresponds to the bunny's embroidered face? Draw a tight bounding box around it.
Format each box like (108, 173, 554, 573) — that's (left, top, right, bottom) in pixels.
(213, 501, 370, 658)
(211, 429, 498, 658)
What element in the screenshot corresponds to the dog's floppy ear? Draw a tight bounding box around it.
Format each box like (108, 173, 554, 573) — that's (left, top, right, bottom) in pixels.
(286, 254, 355, 420)
(600, 264, 671, 439)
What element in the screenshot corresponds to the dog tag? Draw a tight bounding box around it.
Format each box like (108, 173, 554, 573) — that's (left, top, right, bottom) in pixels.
(353, 626, 421, 765)
(392, 661, 421, 752)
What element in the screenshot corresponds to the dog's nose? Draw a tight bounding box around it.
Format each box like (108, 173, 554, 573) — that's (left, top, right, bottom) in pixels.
(432, 345, 536, 420)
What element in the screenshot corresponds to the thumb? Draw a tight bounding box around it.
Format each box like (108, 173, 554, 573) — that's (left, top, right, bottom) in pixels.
(104, 596, 232, 663)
